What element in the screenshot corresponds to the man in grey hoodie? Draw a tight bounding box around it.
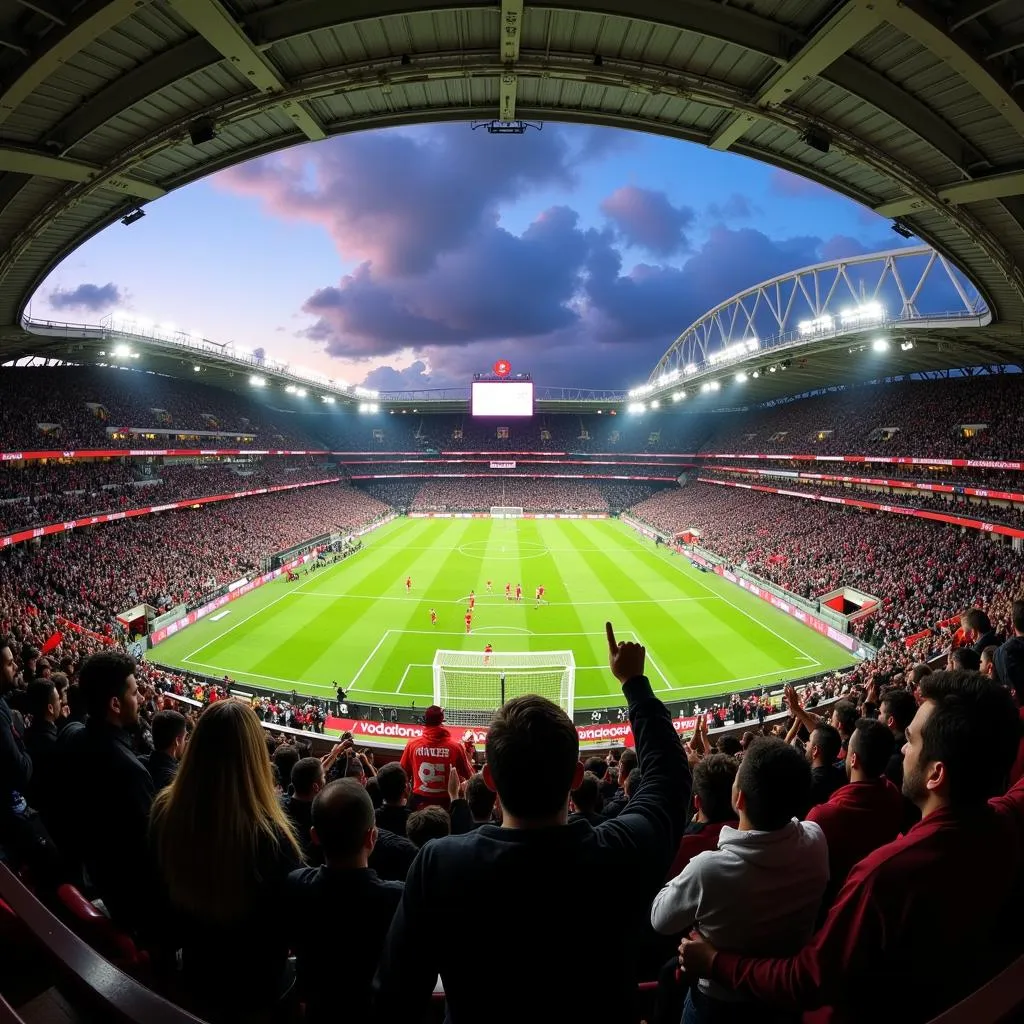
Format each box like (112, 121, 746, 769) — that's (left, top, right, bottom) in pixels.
(650, 737, 828, 1024)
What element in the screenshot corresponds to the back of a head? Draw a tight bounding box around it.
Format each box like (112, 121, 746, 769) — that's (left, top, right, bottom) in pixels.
(719, 736, 742, 757)
(26, 679, 57, 720)
(486, 694, 579, 819)
(849, 718, 894, 779)
(811, 723, 842, 763)
(273, 742, 300, 783)
(583, 755, 607, 780)
(1012, 599, 1024, 636)
(377, 761, 408, 803)
(950, 647, 981, 672)
(693, 753, 739, 823)
(964, 608, 991, 634)
(623, 769, 642, 799)
(291, 756, 324, 798)
(910, 662, 932, 685)
(151, 709, 186, 752)
(832, 699, 858, 737)
(465, 772, 496, 820)
(78, 651, 136, 719)
(918, 670, 1019, 806)
(617, 747, 638, 781)
(571, 771, 600, 814)
(879, 687, 917, 732)
(311, 779, 374, 861)
(152, 701, 300, 919)
(737, 737, 811, 830)
(407, 805, 451, 847)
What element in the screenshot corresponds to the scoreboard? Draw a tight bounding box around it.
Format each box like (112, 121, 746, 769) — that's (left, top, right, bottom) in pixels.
(471, 380, 534, 417)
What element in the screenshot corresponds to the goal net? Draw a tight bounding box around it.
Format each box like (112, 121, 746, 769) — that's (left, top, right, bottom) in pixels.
(490, 506, 524, 518)
(432, 649, 576, 727)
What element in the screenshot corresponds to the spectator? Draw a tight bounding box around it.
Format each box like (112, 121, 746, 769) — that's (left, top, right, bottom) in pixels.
(374, 762, 411, 836)
(877, 687, 917, 788)
(450, 771, 498, 833)
(949, 646, 981, 672)
(569, 771, 604, 826)
(829, 700, 857, 760)
(287, 779, 404, 1024)
(56, 651, 155, 932)
(285, 757, 325, 863)
(372, 623, 690, 1023)
(23, 678, 61, 818)
(406, 805, 451, 848)
(666, 754, 739, 881)
(144, 709, 186, 791)
(150, 701, 303, 1022)
(398, 705, 472, 810)
(680, 670, 1024, 1024)
(995, 598, 1024, 692)
(601, 746, 637, 819)
(805, 725, 844, 808)
(652, 738, 827, 1024)
(806, 719, 904, 909)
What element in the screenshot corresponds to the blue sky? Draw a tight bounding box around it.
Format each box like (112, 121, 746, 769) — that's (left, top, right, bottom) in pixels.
(33, 122, 907, 391)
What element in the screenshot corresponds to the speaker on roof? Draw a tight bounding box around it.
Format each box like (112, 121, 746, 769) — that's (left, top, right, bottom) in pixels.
(189, 118, 216, 146)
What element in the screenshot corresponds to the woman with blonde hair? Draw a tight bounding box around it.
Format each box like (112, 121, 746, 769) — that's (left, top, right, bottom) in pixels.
(150, 699, 303, 1021)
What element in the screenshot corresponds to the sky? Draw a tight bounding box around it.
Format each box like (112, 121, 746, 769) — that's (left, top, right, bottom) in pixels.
(32, 122, 912, 392)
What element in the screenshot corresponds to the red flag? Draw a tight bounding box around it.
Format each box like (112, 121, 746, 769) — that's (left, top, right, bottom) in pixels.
(40, 631, 63, 654)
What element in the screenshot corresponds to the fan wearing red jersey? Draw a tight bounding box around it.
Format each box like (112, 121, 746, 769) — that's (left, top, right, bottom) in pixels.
(399, 706, 473, 809)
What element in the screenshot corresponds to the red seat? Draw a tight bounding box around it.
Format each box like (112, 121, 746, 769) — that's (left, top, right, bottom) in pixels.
(56, 884, 149, 974)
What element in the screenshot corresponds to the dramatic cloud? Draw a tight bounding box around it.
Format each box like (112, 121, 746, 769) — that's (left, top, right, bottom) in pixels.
(600, 186, 695, 256)
(706, 193, 758, 222)
(49, 282, 122, 312)
(362, 360, 440, 392)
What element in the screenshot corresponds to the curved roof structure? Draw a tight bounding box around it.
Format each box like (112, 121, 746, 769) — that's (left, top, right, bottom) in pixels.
(0, 0, 1021, 377)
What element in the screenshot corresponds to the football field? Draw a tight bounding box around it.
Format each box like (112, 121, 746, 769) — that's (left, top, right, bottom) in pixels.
(152, 518, 855, 711)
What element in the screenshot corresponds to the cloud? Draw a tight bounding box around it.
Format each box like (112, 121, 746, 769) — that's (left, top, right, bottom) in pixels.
(49, 282, 122, 312)
(600, 186, 695, 256)
(767, 169, 833, 200)
(361, 360, 439, 392)
(216, 125, 580, 276)
(706, 193, 758, 222)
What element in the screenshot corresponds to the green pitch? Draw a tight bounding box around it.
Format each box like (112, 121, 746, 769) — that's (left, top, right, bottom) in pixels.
(152, 517, 856, 711)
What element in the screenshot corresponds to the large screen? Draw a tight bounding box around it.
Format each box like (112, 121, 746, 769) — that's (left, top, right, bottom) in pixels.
(471, 380, 534, 417)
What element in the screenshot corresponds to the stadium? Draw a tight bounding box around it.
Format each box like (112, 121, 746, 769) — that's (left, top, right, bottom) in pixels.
(0, 1, 1023, 1022)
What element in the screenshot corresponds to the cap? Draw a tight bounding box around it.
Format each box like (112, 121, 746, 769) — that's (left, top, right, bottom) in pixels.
(424, 705, 444, 726)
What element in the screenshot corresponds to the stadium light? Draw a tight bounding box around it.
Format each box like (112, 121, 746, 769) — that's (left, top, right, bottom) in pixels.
(627, 402, 645, 414)
(249, 375, 266, 387)
(193, 365, 201, 372)
(700, 380, 721, 392)
(671, 390, 686, 402)
(841, 301, 885, 327)
(798, 315, 834, 336)
(285, 384, 297, 394)
(735, 371, 748, 382)
(751, 370, 760, 379)
(707, 339, 759, 367)
(650, 399, 660, 409)
(321, 395, 336, 404)
(900, 340, 914, 351)
(295, 387, 307, 397)
(355, 386, 379, 399)
(113, 344, 131, 358)
(872, 337, 890, 352)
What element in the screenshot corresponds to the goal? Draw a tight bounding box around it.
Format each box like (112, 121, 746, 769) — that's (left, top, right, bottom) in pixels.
(432, 649, 576, 727)
(490, 506, 524, 518)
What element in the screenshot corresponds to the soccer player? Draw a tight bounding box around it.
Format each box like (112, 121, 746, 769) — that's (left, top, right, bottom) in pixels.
(515, 583, 522, 602)
(430, 608, 437, 627)
(469, 590, 476, 610)
(483, 643, 493, 666)
(538, 584, 546, 605)
(535, 586, 542, 606)
(505, 582, 512, 601)
(486, 580, 493, 594)
(405, 576, 412, 593)
(464, 610, 473, 634)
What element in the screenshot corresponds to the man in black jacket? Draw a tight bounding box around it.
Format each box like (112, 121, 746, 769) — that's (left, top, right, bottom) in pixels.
(143, 709, 186, 792)
(288, 780, 403, 1024)
(372, 622, 690, 1023)
(55, 651, 155, 932)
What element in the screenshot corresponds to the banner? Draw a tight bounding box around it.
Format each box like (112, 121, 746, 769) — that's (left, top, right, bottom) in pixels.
(489, 461, 517, 469)
(0, 448, 333, 461)
(0, 477, 341, 550)
(408, 512, 609, 520)
(55, 616, 114, 646)
(698, 477, 1023, 540)
(353, 473, 677, 481)
(696, 453, 1024, 471)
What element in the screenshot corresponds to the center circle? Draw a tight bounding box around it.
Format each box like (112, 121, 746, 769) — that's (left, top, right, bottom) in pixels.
(457, 540, 550, 560)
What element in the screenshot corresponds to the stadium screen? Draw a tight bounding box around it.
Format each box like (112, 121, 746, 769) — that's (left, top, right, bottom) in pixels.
(471, 380, 534, 417)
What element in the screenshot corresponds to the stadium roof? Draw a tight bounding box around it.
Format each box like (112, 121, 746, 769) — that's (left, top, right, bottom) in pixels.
(0, 0, 1021, 398)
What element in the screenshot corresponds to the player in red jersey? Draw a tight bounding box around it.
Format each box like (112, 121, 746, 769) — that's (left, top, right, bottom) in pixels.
(469, 590, 476, 610)
(486, 579, 493, 594)
(483, 642, 493, 666)
(515, 583, 522, 602)
(535, 586, 542, 606)
(465, 610, 472, 633)
(505, 582, 512, 600)
(405, 575, 412, 593)
(430, 608, 437, 627)
(399, 705, 473, 809)
(537, 584, 546, 606)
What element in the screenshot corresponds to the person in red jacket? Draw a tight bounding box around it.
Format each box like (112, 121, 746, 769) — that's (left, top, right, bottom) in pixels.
(679, 670, 1024, 1024)
(806, 717, 905, 912)
(399, 706, 473, 810)
(666, 752, 738, 881)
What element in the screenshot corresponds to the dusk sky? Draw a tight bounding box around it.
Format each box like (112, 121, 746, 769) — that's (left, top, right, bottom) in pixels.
(32, 123, 904, 392)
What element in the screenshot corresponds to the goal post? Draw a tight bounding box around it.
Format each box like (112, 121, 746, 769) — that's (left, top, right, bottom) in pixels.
(432, 649, 576, 727)
(490, 506, 524, 519)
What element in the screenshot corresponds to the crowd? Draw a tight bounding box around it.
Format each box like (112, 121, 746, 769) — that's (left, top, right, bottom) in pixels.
(0, 484, 390, 641)
(1, 620, 1022, 1024)
(0, 459, 339, 535)
(341, 458, 687, 478)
